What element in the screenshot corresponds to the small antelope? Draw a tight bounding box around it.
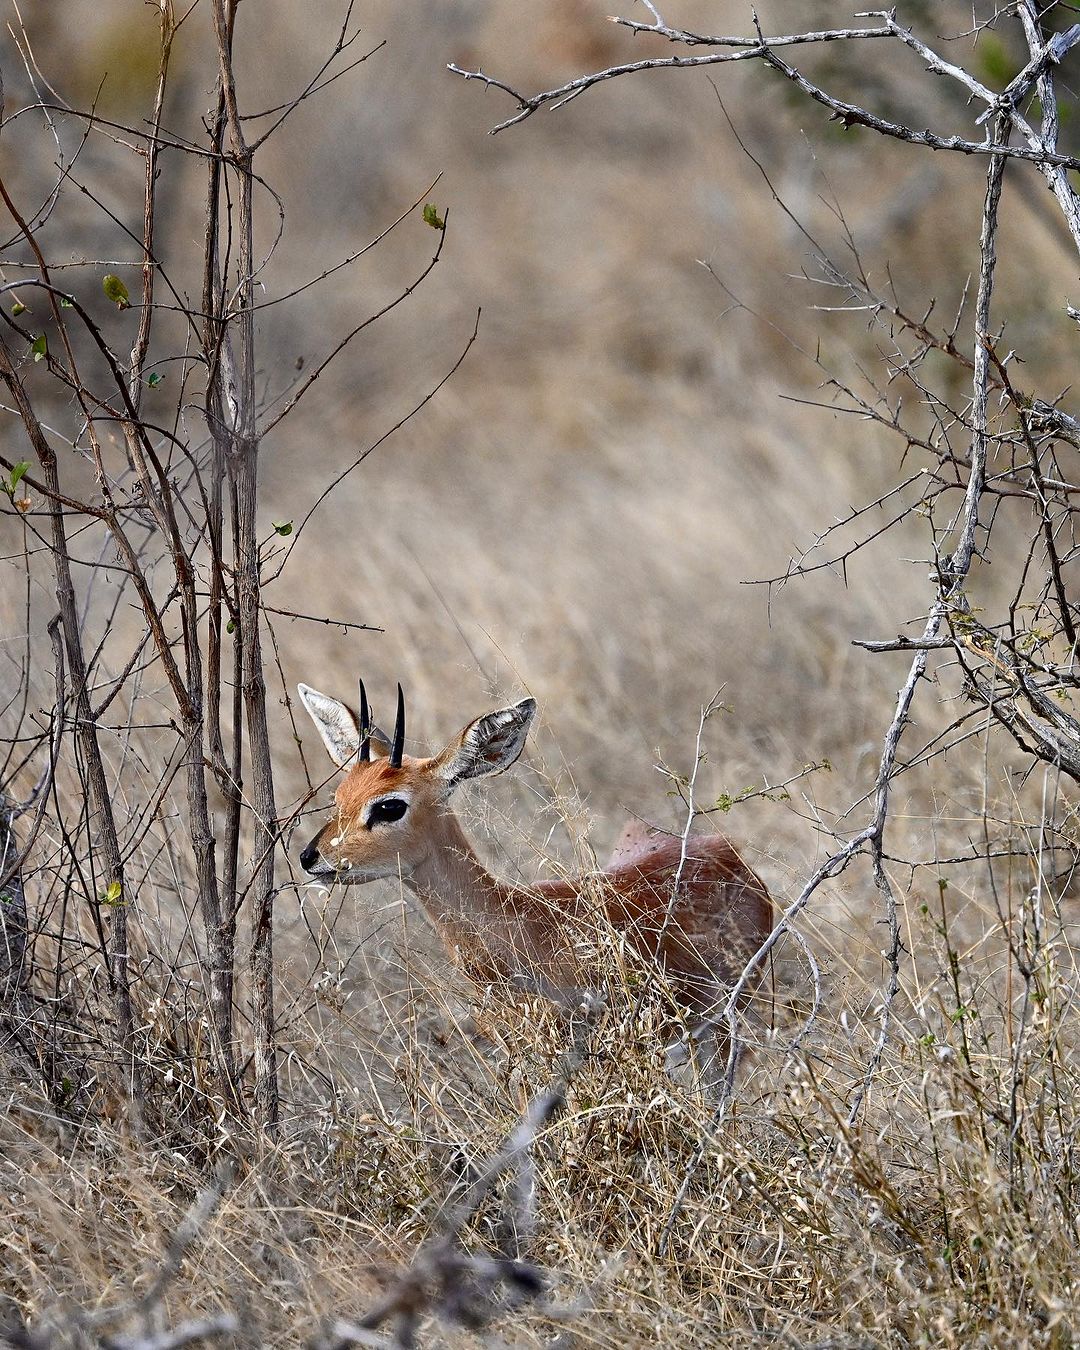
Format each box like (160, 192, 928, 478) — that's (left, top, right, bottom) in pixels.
(297, 682, 772, 1053)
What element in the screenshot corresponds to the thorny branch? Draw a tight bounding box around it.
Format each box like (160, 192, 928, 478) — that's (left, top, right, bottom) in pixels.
(449, 8, 1080, 182)
(661, 97, 1011, 1256)
(451, 4, 1080, 1249)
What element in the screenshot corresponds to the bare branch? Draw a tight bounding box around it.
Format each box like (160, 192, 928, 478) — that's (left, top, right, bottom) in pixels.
(450, 22, 894, 134)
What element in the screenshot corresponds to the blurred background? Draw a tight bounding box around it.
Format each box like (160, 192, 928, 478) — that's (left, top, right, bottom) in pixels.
(2, 0, 1077, 997)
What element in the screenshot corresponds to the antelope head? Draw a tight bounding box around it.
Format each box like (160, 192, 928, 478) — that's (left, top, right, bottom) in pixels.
(296, 680, 536, 884)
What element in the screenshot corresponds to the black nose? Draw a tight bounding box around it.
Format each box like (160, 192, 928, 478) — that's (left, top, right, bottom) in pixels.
(299, 840, 320, 872)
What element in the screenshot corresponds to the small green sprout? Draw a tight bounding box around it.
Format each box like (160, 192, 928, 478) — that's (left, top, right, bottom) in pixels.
(3, 462, 29, 499)
(102, 274, 131, 310)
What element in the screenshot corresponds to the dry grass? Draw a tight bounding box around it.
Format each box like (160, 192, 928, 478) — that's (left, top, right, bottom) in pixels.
(4, 742, 1078, 1345)
(3, 1, 1080, 1344)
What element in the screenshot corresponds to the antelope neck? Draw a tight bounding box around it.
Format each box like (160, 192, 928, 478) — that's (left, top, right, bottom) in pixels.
(403, 803, 517, 926)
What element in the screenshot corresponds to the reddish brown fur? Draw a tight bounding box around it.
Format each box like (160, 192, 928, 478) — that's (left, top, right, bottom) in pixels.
(304, 746, 772, 1024)
(333, 758, 408, 820)
(518, 833, 771, 1015)
(295, 686, 774, 1041)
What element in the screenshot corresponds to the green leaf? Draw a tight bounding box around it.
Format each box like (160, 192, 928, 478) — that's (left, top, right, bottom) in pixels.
(422, 202, 445, 231)
(147, 371, 163, 388)
(11, 300, 27, 318)
(272, 520, 293, 536)
(30, 334, 47, 363)
(101, 880, 123, 906)
(102, 274, 131, 310)
(59, 296, 74, 309)
(8, 462, 29, 496)
(226, 618, 236, 634)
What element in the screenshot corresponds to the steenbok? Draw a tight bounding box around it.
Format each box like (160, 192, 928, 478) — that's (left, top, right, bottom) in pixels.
(296, 681, 773, 1062)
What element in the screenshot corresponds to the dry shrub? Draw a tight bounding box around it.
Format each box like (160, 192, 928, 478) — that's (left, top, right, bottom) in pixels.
(3, 4, 1080, 1346)
(7, 769, 1077, 1349)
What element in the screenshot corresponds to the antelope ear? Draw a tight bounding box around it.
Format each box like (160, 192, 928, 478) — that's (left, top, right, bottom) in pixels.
(433, 698, 536, 793)
(297, 684, 361, 768)
(366, 725, 393, 759)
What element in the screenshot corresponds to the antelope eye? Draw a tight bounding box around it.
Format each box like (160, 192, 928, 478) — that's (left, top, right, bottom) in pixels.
(366, 798, 408, 827)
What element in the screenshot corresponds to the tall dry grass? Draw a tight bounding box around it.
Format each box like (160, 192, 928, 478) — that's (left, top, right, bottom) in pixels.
(4, 795, 1078, 1346)
(2, 1, 1079, 1344)
(4, 694, 1078, 1344)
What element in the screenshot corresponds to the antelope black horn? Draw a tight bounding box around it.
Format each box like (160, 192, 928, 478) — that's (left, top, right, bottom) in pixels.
(389, 682, 405, 768)
(358, 678, 371, 762)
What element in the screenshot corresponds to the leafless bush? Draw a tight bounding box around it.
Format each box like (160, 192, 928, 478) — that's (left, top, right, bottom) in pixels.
(449, 0, 1080, 1136)
(0, 0, 469, 1136)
